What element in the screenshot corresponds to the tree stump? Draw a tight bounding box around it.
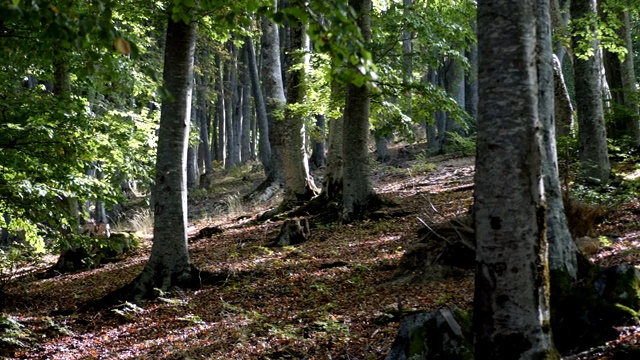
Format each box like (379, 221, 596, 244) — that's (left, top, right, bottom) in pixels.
(273, 219, 310, 246)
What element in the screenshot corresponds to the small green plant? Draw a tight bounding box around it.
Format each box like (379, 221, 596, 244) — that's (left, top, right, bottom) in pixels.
(0, 315, 33, 349)
(311, 282, 328, 293)
(409, 151, 437, 175)
(443, 132, 476, 156)
(112, 301, 144, 321)
(176, 314, 204, 324)
(599, 236, 612, 247)
(0, 244, 41, 290)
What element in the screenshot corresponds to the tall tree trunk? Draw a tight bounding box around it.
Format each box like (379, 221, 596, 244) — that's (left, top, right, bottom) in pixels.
(571, 0, 610, 183)
(474, 0, 557, 358)
(553, 54, 575, 137)
(225, 41, 240, 169)
(131, 16, 198, 300)
(197, 75, 213, 174)
(246, 34, 272, 174)
(402, 0, 413, 122)
(187, 99, 199, 189)
(465, 24, 478, 122)
(215, 54, 226, 163)
(309, 114, 327, 170)
(281, 10, 317, 208)
(322, 83, 345, 202)
(444, 57, 466, 145)
(601, 5, 640, 148)
(341, 0, 378, 222)
(241, 42, 253, 163)
(257, 7, 286, 190)
(539, 1, 579, 280)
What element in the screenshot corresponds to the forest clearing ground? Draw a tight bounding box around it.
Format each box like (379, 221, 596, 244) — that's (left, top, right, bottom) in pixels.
(2, 144, 640, 359)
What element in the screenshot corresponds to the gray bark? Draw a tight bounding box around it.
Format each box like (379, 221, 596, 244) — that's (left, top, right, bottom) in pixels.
(540, 3, 579, 280)
(187, 99, 199, 189)
(215, 54, 226, 163)
(341, 0, 377, 222)
(241, 42, 253, 163)
(132, 16, 197, 299)
(197, 75, 213, 174)
(322, 83, 345, 202)
(282, 14, 317, 207)
(309, 114, 327, 170)
(465, 25, 478, 122)
(246, 34, 272, 174)
(474, 0, 557, 358)
(551, 0, 571, 63)
(571, 0, 611, 183)
(444, 57, 465, 142)
(402, 0, 413, 121)
(602, 7, 640, 147)
(260, 9, 286, 186)
(225, 41, 240, 169)
(553, 54, 575, 137)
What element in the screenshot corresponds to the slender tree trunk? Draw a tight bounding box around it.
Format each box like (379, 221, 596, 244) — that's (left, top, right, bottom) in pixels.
(465, 23, 478, 122)
(241, 42, 253, 163)
(309, 114, 327, 170)
(341, 0, 378, 222)
(246, 34, 272, 174)
(132, 16, 198, 300)
(553, 54, 575, 137)
(215, 54, 226, 163)
(225, 41, 240, 169)
(197, 75, 213, 174)
(601, 5, 640, 148)
(571, 0, 610, 183)
(322, 83, 345, 202)
(474, 0, 558, 358)
(402, 0, 413, 121)
(539, 1, 580, 280)
(444, 57, 465, 145)
(187, 99, 199, 189)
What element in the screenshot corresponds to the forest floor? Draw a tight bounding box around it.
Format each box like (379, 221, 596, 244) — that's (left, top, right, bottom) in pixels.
(2, 142, 640, 359)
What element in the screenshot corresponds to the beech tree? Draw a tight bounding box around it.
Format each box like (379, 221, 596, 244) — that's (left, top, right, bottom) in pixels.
(130, 11, 199, 299)
(571, 0, 611, 183)
(474, 0, 558, 357)
(341, 0, 379, 222)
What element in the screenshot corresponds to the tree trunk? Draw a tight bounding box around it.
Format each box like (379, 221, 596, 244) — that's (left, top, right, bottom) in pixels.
(259, 8, 286, 188)
(215, 54, 226, 163)
(322, 83, 345, 202)
(187, 102, 199, 189)
(131, 16, 198, 300)
(539, 1, 579, 280)
(281, 11, 317, 208)
(225, 40, 240, 169)
(309, 114, 327, 170)
(571, 0, 610, 184)
(601, 6, 640, 148)
(465, 24, 478, 122)
(241, 41, 253, 163)
(402, 0, 413, 122)
(552, 54, 574, 137)
(444, 57, 466, 146)
(246, 34, 272, 174)
(341, 0, 378, 222)
(474, 0, 557, 358)
(197, 75, 213, 175)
